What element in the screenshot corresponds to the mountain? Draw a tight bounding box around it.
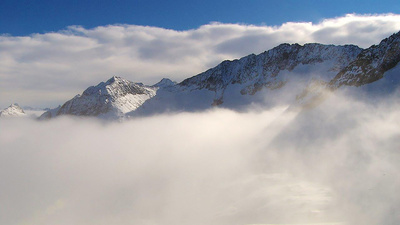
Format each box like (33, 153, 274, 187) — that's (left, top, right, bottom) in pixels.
(131, 43, 362, 115)
(39, 76, 157, 119)
(0, 104, 26, 117)
(40, 31, 400, 119)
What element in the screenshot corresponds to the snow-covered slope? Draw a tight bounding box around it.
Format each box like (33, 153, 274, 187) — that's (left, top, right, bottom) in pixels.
(40, 76, 157, 119)
(0, 104, 26, 117)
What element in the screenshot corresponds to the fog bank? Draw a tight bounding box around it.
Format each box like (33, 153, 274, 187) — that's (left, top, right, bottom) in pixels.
(1, 91, 400, 225)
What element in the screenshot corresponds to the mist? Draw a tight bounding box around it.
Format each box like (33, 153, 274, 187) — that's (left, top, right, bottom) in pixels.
(1, 90, 400, 225)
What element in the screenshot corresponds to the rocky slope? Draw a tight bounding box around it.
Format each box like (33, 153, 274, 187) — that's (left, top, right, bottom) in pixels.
(0, 104, 26, 117)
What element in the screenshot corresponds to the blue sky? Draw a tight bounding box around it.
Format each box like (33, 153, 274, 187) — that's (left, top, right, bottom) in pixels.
(1, 0, 400, 36)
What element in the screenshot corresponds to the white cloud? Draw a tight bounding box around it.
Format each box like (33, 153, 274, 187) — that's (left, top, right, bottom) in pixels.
(1, 13, 400, 108)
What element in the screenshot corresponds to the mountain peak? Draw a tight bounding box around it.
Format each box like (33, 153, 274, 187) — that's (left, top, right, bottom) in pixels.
(40, 77, 157, 119)
(0, 103, 26, 117)
(106, 76, 125, 84)
(153, 78, 177, 88)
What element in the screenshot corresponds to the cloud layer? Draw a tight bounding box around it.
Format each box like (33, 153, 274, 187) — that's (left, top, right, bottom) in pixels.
(1, 89, 400, 225)
(1, 13, 400, 108)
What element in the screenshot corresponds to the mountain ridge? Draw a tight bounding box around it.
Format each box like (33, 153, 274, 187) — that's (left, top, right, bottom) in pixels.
(178, 42, 362, 105)
(39, 31, 400, 120)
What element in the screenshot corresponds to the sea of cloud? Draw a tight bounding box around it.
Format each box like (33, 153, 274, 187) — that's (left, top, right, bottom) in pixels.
(1, 88, 400, 225)
(1, 13, 400, 108)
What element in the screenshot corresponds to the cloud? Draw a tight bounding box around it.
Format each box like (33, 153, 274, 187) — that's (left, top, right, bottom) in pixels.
(1, 89, 400, 225)
(1, 13, 400, 108)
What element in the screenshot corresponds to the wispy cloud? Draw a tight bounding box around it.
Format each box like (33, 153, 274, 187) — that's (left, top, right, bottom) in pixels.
(1, 13, 400, 108)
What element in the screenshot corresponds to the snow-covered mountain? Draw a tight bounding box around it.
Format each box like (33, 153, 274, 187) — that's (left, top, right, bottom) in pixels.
(131, 43, 362, 115)
(39, 76, 157, 119)
(40, 31, 400, 119)
(0, 104, 26, 117)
